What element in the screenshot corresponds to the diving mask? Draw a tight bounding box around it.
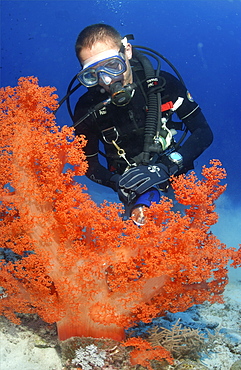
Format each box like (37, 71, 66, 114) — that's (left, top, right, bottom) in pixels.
(77, 49, 127, 88)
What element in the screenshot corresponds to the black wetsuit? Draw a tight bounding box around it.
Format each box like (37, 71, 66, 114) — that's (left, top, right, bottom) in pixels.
(74, 64, 213, 190)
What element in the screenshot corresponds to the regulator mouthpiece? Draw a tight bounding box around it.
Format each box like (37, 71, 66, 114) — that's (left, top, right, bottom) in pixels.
(109, 81, 136, 106)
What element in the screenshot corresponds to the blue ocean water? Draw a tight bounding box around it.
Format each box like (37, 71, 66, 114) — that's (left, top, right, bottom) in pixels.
(1, 0, 240, 265)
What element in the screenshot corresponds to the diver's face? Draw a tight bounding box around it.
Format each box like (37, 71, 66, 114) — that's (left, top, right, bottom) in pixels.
(79, 40, 133, 90)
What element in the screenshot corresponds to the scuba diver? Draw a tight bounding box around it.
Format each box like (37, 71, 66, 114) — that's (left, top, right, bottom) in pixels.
(67, 23, 213, 225)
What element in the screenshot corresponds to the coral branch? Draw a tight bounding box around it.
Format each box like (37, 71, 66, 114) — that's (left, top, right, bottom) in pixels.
(122, 337, 173, 369)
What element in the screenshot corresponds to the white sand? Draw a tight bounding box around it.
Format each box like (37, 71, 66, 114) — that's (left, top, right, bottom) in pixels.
(0, 316, 62, 370)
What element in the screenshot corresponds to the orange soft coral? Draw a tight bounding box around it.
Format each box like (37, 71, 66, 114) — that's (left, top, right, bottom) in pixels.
(0, 77, 240, 347)
(123, 337, 174, 369)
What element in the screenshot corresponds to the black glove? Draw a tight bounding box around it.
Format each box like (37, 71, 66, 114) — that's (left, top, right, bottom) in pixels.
(109, 173, 131, 204)
(118, 163, 176, 197)
(109, 174, 120, 191)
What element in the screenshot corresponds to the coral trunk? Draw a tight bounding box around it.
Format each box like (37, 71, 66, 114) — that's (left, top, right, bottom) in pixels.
(57, 316, 125, 341)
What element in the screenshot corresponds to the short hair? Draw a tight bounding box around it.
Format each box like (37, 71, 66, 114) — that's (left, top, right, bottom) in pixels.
(75, 23, 122, 59)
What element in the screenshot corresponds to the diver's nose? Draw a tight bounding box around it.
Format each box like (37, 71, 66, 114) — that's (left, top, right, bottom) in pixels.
(98, 72, 112, 85)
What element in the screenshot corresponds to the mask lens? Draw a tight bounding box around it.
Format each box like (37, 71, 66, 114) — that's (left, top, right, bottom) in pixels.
(103, 58, 126, 74)
(77, 68, 98, 87)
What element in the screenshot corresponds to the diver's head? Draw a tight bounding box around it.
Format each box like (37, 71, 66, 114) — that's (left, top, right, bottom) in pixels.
(75, 24, 133, 92)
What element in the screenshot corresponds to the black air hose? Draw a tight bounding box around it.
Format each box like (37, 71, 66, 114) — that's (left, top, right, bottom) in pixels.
(132, 48, 159, 165)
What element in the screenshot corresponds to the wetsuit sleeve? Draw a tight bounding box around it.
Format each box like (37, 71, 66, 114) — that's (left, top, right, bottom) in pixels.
(177, 108, 213, 173)
(73, 97, 117, 189)
(162, 72, 213, 173)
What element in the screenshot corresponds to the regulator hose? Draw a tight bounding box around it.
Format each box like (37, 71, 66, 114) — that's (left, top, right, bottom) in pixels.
(132, 48, 160, 165)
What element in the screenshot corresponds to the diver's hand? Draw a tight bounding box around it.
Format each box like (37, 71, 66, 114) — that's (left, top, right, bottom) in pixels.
(110, 173, 136, 204)
(117, 187, 135, 204)
(118, 164, 172, 196)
